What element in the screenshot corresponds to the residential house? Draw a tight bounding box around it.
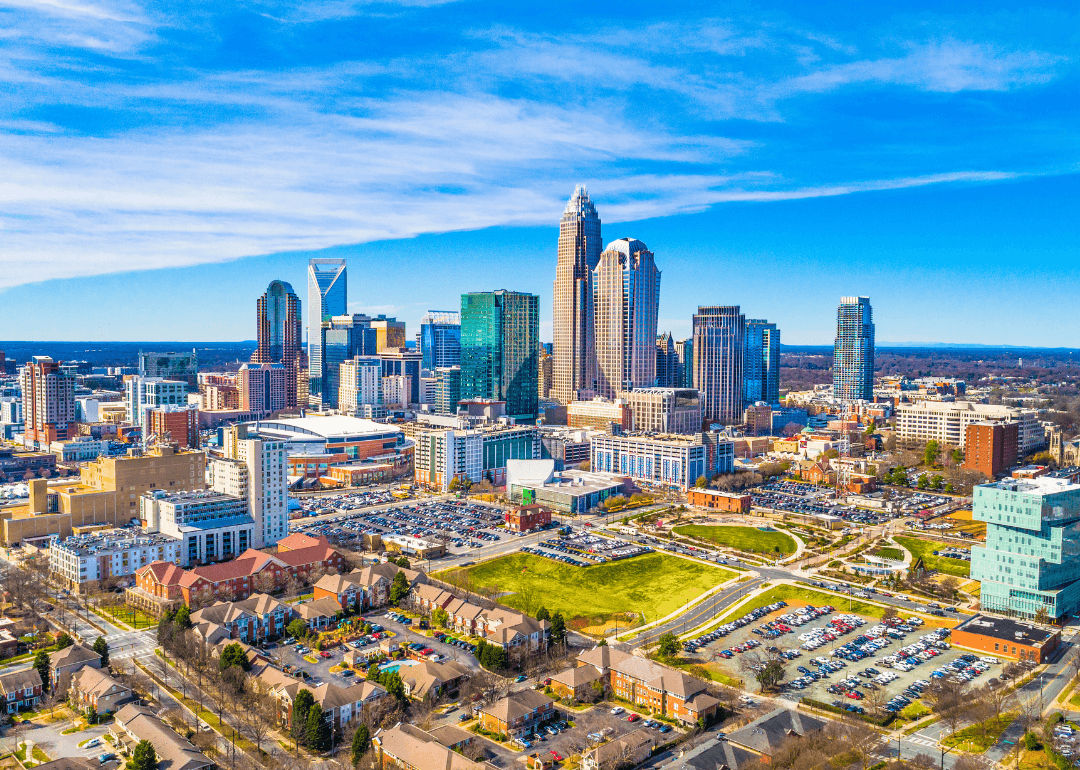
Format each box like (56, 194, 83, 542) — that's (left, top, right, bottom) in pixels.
(189, 593, 295, 643)
(581, 727, 657, 770)
(293, 596, 343, 631)
(477, 690, 556, 739)
(112, 704, 214, 770)
(724, 707, 825, 759)
(0, 668, 43, 714)
(70, 666, 133, 715)
(411, 586, 549, 653)
(398, 659, 470, 700)
(312, 561, 424, 612)
(548, 665, 604, 701)
(373, 722, 494, 770)
(273, 679, 388, 735)
(576, 647, 719, 726)
(50, 643, 102, 687)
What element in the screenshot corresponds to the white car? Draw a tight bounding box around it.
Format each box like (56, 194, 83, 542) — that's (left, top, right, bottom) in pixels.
(610, 706, 625, 715)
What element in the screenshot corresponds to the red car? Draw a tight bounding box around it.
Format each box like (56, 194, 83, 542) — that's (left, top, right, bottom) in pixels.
(627, 714, 639, 722)
(549, 751, 563, 762)
(319, 651, 332, 658)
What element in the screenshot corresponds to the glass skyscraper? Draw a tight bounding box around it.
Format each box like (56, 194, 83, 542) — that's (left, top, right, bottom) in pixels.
(744, 319, 780, 405)
(460, 290, 539, 418)
(553, 185, 601, 403)
(833, 296, 874, 401)
(307, 258, 347, 401)
(971, 476, 1080, 619)
(419, 310, 462, 371)
(314, 314, 377, 407)
(252, 280, 303, 408)
(692, 306, 745, 425)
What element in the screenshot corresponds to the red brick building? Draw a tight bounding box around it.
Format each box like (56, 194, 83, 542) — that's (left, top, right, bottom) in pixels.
(963, 422, 1018, 478)
(146, 407, 200, 449)
(952, 615, 1059, 663)
(505, 504, 552, 532)
(686, 488, 751, 513)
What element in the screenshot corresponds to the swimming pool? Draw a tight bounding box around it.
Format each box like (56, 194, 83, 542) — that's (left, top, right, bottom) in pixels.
(379, 661, 419, 674)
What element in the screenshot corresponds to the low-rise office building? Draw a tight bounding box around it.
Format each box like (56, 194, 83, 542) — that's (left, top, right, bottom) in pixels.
(413, 424, 540, 492)
(566, 398, 630, 431)
(590, 432, 734, 490)
(952, 615, 1059, 663)
(896, 400, 1044, 455)
(686, 488, 751, 513)
(506, 459, 625, 513)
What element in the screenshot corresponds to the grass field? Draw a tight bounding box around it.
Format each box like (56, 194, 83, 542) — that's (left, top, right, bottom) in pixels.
(436, 552, 735, 632)
(894, 536, 971, 577)
(672, 524, 797, 556)
(942, 711, 1016, 752)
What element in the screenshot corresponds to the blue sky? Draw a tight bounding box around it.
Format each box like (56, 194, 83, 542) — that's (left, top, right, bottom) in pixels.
(1, 1, 1077, 344)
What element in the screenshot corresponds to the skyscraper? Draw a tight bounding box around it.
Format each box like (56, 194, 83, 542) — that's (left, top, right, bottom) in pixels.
(553, 185, 601, 403)
(211, 424, 288, 549)
(338, 356, 384, 418)
(371, 317, 407, 352)
(419, 311, 462, 371)
(460, 290, 539, 418)
(20, 356, 75, 447)
(693, 306, 746, 425)
(313, 314, 378, 407)
(674, 337, 693, 389)
(252, 280, 304, 408)
(744, 319, 781, 405)
(833, 296, 875, 401)
(592, 238, 660, 398)
(307, 258, 347, 399)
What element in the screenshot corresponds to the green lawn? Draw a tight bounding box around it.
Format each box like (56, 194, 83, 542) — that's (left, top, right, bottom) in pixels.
(942, 711, 1016, 752)
(436, 552, 735, 630)
(894, 536, 971, 577)
(874, 546, 905, 561)
(97, 603, 157, 629)
(672, 524, 797, 556)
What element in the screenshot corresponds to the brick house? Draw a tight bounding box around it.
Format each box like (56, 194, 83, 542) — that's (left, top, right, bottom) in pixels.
(70, 666, 133, 716)
(504, 504, 552, 533)
(478, 691, 557, 739)
(294, 596, 342, 631)
(548, 665, 604, 701)
(0, 668, 43, 714)
(189, 593, 295, 643)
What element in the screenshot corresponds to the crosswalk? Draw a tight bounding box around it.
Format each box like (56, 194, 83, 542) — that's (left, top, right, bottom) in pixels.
(906, 735, 939, 750)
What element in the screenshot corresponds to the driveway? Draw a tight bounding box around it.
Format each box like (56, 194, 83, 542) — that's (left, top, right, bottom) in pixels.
(21, 718, 110, 763)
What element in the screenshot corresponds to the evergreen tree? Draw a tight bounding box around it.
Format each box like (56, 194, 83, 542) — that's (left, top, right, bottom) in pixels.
(291, 689, 315, 747)
(219, 642, 251, 671)
(550, 612, 566, 646)
(55, 632, 74, 649)
(128, 740, 158, 770)
(365, 663, 381, 683)
(389, 571, 409, 605)
(535, 607, 550, 622)
(32, 650, 50, 691)
(305, 703, 332, 752)
(92, 636, 110, 666)
(351, 724, 370, 766)
(173, 605, 192, 629)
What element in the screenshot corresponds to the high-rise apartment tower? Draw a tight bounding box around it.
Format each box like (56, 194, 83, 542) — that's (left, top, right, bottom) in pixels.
(693, 306, 745, 425)
(833, 296, 875, 401)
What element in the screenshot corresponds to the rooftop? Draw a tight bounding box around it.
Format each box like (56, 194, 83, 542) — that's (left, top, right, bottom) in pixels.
(981, 476, 1080, 496)
(250, 415, 402, 441)
(955, 614, 1058, 647)
(51, 527, 177, 555)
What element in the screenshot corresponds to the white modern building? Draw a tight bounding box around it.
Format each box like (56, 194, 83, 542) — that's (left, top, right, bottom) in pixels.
(338, 356, 383, 417)
(896, 400, 1044, 455)
(50, 437, 108, 463)
(49, 528, 182, 590)
(141, 489, 253, 566)
(590, 432, 734, 490)
(413, 425, 541, 492)
(210, 424, 288, 549)
(125, 377, 187, 428)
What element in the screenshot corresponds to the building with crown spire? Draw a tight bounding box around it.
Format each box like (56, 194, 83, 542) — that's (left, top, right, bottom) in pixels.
(251, 281, 305, 408)
(553, 185, 602, 403)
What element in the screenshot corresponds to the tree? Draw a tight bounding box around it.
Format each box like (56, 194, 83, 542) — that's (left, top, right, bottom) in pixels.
(286, 618, 308, 639)
(128, 739, 158, 770)
(755, 658, 785, 692)
(390, 571, 409, 605)
(291, 689, 315, 748)
(549, 612, 566, 646)
(219, 642, 251, 672)
(951, 447, 965, 466)
(173, 605, 192, 629)
(92, 636, 109, 666)
(55, 632, 74, 649)
(351, 724, 370, 766)
(657, 632, 680, 659)
(448, 476, 460, 491)
(694, 476, 708, 489)
(880, 606, 898, 623)
(431, 607, 449, 628)
(1034, 606, 1050, 625)
(923, 440, 941, 467)
(305, 703, 331, 752)
(382, 671, 406, 703)
(535, 606, 550, 622)
(33, 650, 50, 691)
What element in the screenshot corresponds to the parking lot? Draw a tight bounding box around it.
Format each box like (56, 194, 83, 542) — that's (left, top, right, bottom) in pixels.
(681, 601, 998, 716)
(522, 529, 652, 567)
(292, 499, 511, 554)
(293, 488, 408, 518)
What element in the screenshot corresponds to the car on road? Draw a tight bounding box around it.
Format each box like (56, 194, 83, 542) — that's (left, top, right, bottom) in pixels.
(514, 674, 527, 682)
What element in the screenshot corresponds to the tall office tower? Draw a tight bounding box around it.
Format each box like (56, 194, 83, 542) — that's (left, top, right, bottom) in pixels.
(833, 296, 875, 402)
(125, 376, 187, 428)
(744, 319, 781, 405)
(338, 356, 384, 417)
(371, 317, 407, 352)
(211, 424, 288, 549)
(378, 348, 423, 406)
(460, 290, 540, 418)
(656, 333, 680, 388)
(419, 311, 462, 371)
(693, 306, 746, 425)
(538, 348, 553, 401)
(675, 338, 693, 389)
(138, 350, 198, 390)
(592, 238, 660, 398)
(252, 280, 304, 408)
(20, 356, 75, 447)
(314, 314, 378, 407)
(553, 185, 602, 403)
(306, 259, 347, 391)
(433, 366, 462, 416)
(237, 362, 287, 414)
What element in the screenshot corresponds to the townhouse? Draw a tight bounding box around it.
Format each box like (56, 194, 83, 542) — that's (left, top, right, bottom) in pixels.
(50, 643, 102, 687)
(410, 584, 549, 653)
(397, 659, 470, 700)
(581, 727, 657, 770)
(373, 722, 493, 770)
(189, 593, 295, 644)
(272, 678, 388, 735)
(70, 666, 133, 716)
(0, 668, 43, 714)
(293, 596, 344, 631)
(312, 562, 425, 613)
(548, 665, 604, 702)
(576, 647, 719, 725)
(112, 704, 214, 770)
(478, 691, 557, 739)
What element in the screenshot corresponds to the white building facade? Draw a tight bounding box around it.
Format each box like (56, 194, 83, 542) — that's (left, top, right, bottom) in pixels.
(896, 400, 1044, 455)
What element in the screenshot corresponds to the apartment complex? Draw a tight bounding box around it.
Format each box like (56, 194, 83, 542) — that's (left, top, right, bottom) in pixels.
(692, 306, 745, 425)
(411, 584, 550, 652)
(971, 476, 1080, 619)
(140, 489, 253, 565)
(433, 366, 462, 416)
(412, 424, 540, 491)
(895, 400, 1043, 455)
(963, 421, 1019, 478)
(833, 296, 875, 402)
(460, 290, 540, 418)
(21, 356, 76, 447)
(621, 387, 702, 434)
(49, 527, 182, 591)
(590, 432, 734, 490)
(124, 376, 187, 428)
(145, 406, 199, 449)
(337, 355, 383, 417)
(237, 362, 287, 415)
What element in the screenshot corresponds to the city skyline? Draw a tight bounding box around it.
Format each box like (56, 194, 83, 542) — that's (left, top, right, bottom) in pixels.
(1, 2, 1077, 345)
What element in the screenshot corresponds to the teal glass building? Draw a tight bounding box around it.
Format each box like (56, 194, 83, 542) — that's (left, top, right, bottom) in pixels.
(971, 476, 1080, 619)
(460, 290, 539, 419)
